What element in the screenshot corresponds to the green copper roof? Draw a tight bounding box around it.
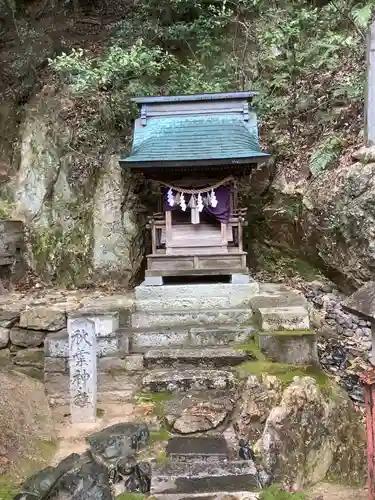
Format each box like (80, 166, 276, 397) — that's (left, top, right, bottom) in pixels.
(122, 113, 268, 165)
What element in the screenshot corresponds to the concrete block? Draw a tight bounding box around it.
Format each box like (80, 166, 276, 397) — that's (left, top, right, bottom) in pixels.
(259, 331, 318, 365)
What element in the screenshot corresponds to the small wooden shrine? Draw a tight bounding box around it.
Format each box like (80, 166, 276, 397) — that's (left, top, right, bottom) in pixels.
(120, 92, 268, 285)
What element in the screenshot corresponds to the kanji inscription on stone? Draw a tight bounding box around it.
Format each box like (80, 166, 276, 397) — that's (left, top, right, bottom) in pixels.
(68, 316, 97, 423)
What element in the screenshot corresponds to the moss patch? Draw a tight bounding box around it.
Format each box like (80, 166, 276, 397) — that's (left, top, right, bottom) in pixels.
(135, 392, 173, 404)
(0, 477, 19, 500)
(96, 408, 105, 418)
(115, 494, 146, 500)
(235, 360, 330, 389)
(259, 485, 306, 499)
(149, 428, 171, 444)
(155, 450, 168, 465)
(235, 334, 266, 361)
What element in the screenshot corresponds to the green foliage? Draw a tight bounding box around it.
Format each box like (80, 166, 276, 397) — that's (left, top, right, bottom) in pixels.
(259, 485, 305, 499)
(309, 135, 343, 176)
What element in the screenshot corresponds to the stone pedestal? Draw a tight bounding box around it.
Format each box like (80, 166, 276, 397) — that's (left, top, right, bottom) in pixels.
(68, 315, 97, 423)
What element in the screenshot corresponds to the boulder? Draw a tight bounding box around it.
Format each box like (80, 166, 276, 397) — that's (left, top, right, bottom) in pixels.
(16, 451, 112, 500)
(19, 306, 66, 331)
(173, 401, 231, 434)
(233, 374, 283, 443)
(0, 370, 55, 477)
(255, 376, 366, 489)
(87, 422, 150, 470)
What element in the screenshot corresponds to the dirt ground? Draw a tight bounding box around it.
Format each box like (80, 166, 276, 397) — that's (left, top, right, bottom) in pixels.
(306, 483, 367, 500)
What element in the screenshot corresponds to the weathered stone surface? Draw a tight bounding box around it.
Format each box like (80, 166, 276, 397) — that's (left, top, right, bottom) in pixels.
(0, 326, 9, 348)
(44, 356, 68, 373)
(0, 348, 11, 366)
(342, 280, 375, 320)
(0, 310, 19, 328)
(151, 458, 259, 495)
(166, 436, 229, 460)
(45, 372, 141, 398)
(132, 309, 253, 329)
(254, 306, 310, 331)
(173, 401, 232, 434)
(255, 377, 366, 489)
(249, 291, 307, 310)
(131, 325, 250, 352)
(92, 157, 144, 284)
(19, 306, 66, 331)
(135, 283, 259, 303)
(10, 326, 45, 347)
(13, 348, 44, 368)
(142, 369, 237, 393)
(87, 422, 149, 469)
(234, 374, 283, 443)
(124, 354, 144, 371)
(19, 451, 112, 500)
(0, 370, 55, 476)
(259, 332, 318, 365)
(352, 145, 375, 163)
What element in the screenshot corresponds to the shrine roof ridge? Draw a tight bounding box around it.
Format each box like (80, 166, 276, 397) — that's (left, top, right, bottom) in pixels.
(131, 91, 259, 105)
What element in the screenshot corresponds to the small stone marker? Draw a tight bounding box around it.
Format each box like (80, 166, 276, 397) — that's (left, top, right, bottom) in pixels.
(68, 314, 97, 423)
(342, 281, 375, 365)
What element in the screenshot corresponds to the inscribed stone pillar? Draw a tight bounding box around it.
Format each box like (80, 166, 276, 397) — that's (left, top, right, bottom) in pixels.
(68, 315, 97, 423)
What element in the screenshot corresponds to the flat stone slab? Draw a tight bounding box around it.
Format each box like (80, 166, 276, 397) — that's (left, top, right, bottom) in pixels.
(129, 325, 251, 352)
(249, 291, 307, 310)
(342, 281, 375, 321)
(132, 309, 253, 329)
(151, 460, 259, 494)
(254, 306, 310, 331)
(144, 347, 248, 369)
(166, 437, 229, 460)
(153, 492, 259, 500)
(142, 369, 237, 393)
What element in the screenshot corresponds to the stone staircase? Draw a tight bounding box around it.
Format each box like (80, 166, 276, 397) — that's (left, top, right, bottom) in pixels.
(44, 281, 314, 403)
(132, 282, 312, 394)
(151, 435, 262, 500)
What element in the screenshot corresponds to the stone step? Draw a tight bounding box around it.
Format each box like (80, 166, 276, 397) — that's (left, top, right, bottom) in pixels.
(166, 436, 230, 462)
(153, 492, 259, 500)
(142, 368, 237, 393)
(144, 347, 249, 369)
(135, 283, 259, 302)
(151, 459, 260, 495)
(128, 325, 251, 352)
(249, 291, 307, 310)
(132, 309, 253, 329)
(254, 306, 310, 331)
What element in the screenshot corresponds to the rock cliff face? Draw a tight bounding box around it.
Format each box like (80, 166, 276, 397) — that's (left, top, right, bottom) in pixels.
(250, 145, 375, 292)
(4, 87, 146, 287)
